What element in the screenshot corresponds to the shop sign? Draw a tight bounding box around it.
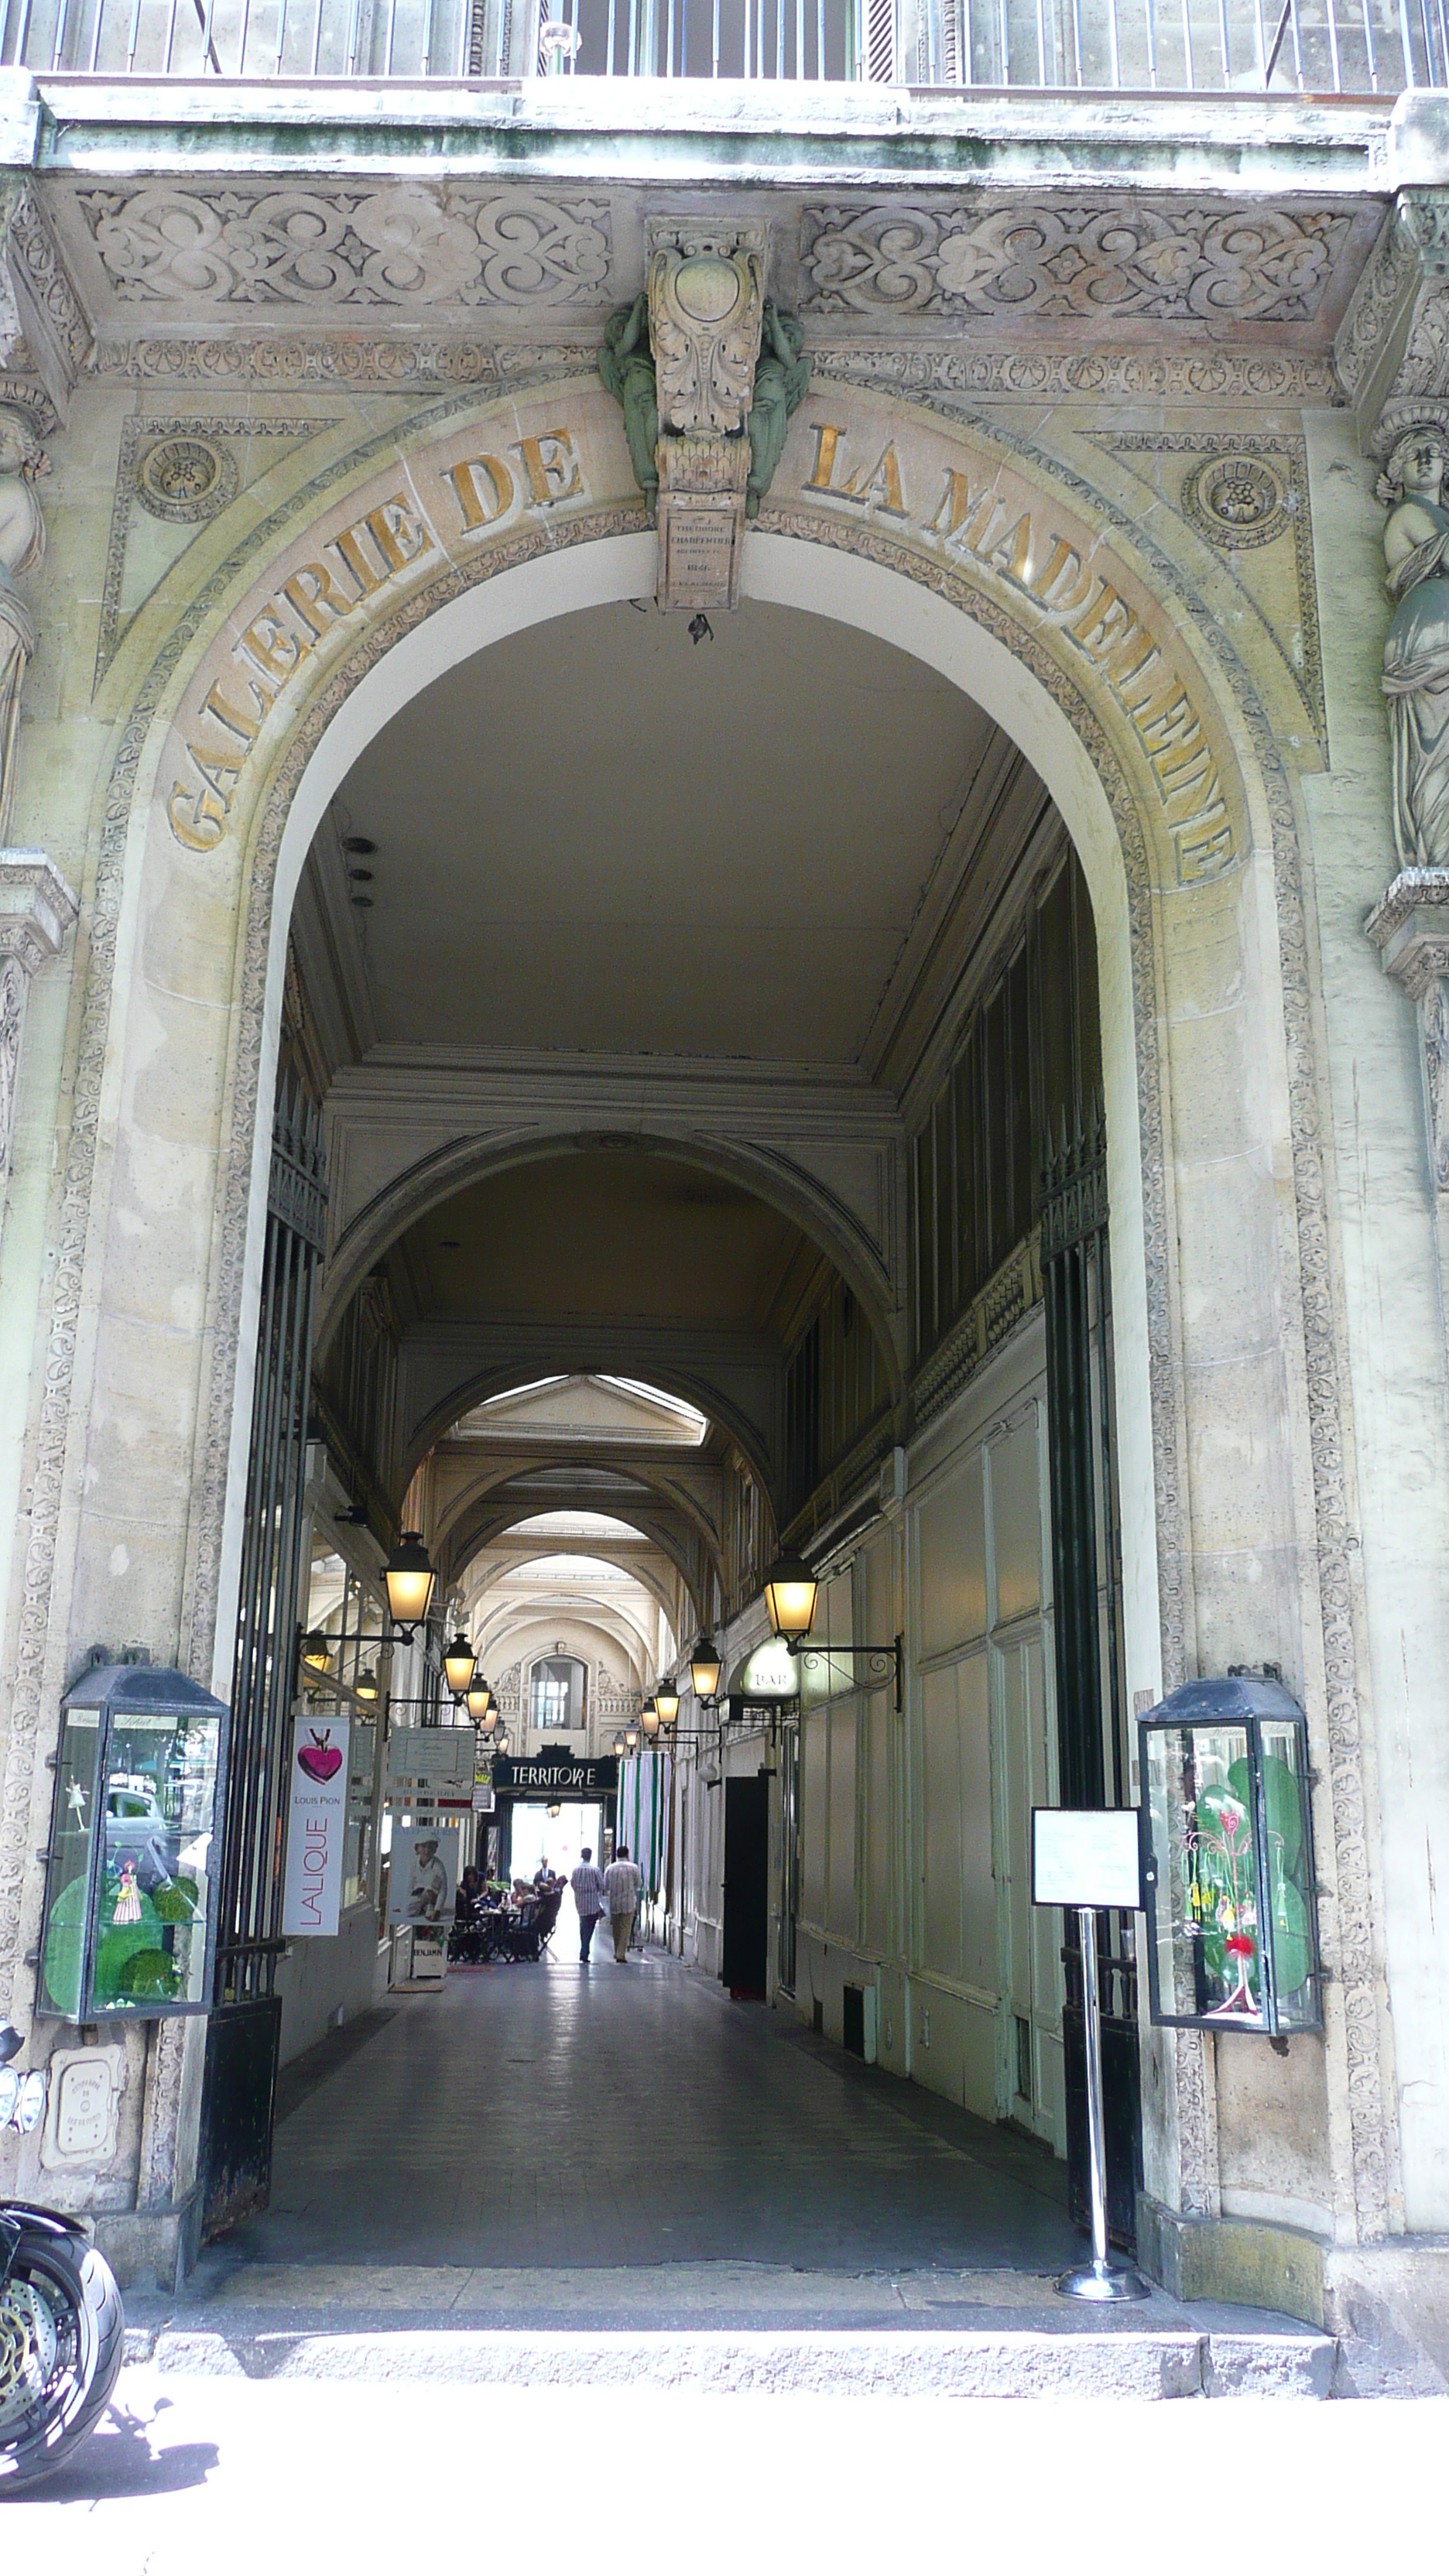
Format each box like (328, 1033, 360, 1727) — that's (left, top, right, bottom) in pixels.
(492, 1753, 618, 1796)
(282, 1715, 350, 1937)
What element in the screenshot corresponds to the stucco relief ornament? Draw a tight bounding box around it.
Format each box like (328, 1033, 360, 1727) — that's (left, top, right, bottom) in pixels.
(0, 406, 45, 841)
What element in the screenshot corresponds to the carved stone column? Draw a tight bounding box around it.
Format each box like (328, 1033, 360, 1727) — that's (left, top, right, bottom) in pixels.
(0, 851, 77, 1199)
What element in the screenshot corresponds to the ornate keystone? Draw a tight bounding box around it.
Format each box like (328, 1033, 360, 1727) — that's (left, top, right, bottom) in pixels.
(599, 223, 809, 614)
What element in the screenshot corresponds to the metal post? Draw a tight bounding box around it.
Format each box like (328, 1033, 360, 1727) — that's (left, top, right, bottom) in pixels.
(1057, 1906, 1149, 2300)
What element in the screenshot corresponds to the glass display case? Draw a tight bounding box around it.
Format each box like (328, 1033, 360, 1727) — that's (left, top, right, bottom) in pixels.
(1139, 1674, 1321, 2036)
(38, 1664, 228, 2023)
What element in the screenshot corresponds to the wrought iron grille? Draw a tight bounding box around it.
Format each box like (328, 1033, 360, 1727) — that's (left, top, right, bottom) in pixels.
(214, 1077, 327, 2007)
(0, 0, 1433, 84)
(1040, 1098, 1142, 2246)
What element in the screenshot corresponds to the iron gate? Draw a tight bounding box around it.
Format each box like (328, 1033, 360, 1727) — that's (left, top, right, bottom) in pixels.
(200, 1079, 327, 2239)
(1040, 1101, 1143, 2249)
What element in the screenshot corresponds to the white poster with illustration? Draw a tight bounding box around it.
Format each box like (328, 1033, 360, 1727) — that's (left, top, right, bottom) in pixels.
(281, 1716, 350, 1937)
(388, 1821, 456, 1929)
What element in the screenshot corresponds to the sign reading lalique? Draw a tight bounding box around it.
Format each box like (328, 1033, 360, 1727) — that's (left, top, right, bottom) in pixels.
(282, 1716, 350, 1938)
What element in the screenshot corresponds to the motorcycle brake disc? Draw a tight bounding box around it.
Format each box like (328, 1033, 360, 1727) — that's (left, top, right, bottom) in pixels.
(0, 2279, 58, 2430)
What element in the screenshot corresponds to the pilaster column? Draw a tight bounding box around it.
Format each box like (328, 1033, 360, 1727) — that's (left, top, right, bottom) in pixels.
(0, 849, 76, 1201)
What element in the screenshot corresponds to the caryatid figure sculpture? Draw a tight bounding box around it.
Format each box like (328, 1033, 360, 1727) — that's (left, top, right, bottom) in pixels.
(1382, 420, 1449, 871)
(0, 407, 46, 842)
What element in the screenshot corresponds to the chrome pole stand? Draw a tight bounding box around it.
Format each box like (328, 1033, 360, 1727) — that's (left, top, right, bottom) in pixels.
(1057, 1904, 1150, 2303)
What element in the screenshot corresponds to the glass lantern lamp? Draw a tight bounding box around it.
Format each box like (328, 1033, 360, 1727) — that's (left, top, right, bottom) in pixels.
(38, 1663, 228, 2023)
(1138, 1673, 1321, 2036)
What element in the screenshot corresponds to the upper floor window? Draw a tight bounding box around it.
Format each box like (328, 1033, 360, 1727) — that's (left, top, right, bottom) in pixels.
(530, 1655, 587, 1729)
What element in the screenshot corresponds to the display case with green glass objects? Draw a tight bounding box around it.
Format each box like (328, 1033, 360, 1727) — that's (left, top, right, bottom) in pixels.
(37, 1664, 228, 2022)
(1138, 1673, 1321, 2037)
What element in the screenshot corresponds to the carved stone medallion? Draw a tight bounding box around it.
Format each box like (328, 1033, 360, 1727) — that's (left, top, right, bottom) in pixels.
(1180, 451, 1293, 551)
(135, 432, 239, 523)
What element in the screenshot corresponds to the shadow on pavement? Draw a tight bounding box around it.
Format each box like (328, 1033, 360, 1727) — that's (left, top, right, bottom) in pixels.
(9, 2400, 219, 2502)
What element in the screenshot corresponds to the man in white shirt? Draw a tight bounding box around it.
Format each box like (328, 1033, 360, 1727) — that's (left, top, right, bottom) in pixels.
(602, 1845, 644, 1963)
(570, 1846, 608, 1965)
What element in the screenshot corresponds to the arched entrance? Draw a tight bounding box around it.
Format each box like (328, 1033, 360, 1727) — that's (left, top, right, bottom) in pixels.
(14, 365, 1331, 2286)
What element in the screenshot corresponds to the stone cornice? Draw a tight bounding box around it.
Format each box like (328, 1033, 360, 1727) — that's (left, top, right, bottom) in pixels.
(13, 74, 1401, 190)
(328, 1047, 905, 1140)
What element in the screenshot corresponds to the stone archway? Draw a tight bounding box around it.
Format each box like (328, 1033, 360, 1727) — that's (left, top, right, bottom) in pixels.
(5, 363, 1386, 2252)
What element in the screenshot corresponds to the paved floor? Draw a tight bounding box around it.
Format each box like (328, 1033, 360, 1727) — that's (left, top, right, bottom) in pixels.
(232, 1948, 1078, 2278)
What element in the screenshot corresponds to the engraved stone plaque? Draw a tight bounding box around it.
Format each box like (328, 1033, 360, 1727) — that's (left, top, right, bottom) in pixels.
(659, 492, 742, 610)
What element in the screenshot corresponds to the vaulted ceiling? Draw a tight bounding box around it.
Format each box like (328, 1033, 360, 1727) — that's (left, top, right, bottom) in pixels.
(310, 596, 996, 1067)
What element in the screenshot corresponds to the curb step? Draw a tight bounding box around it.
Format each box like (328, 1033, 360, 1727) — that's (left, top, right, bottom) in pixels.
(122, 2321, 1337, 2399)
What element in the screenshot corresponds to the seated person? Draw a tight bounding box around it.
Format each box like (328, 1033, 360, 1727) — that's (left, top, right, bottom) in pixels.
(455, 1865, 483, 1923)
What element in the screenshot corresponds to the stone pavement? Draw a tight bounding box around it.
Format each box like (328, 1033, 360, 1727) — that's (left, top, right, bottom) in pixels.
(115, 1950, 1339, 2391)
(235, 1947, 1080, 2277)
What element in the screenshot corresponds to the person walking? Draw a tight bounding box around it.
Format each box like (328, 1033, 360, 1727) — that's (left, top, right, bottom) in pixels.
(603, 1844, 643, 1964)
(570, 1846, 608, 1965)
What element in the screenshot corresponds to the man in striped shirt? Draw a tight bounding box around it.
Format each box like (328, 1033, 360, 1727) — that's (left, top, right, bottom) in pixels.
(570, 1848, 608, 1964)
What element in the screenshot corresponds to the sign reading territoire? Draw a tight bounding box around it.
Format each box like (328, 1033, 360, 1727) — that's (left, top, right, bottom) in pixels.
(161, 383, 1242, 886)
(492, 1753, 619, 1796)
(281, 1714, 351, 1938)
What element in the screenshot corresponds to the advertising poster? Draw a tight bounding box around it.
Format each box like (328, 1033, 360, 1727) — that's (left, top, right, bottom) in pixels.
(388, 1820, 457, 1928)
(282, 1715, 351, 1937)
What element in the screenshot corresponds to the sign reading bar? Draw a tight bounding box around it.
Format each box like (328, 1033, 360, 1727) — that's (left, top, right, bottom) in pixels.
(492, 1753, 618, 1796)
(1031, 1807, 1143, 1911)
(282, 1715, 350, 1937)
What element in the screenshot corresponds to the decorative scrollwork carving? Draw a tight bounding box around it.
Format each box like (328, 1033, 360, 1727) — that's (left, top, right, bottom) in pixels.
(77, 184, 613, 313)
(800, 200, 1355, 324)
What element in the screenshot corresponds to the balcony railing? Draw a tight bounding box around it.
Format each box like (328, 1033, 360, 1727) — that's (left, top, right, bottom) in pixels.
(0, 0, 1437, 89)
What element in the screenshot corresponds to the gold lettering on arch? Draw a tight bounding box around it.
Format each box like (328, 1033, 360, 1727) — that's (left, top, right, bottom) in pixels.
(163, 430, 586, 850)
(803, 425, 1238, 878)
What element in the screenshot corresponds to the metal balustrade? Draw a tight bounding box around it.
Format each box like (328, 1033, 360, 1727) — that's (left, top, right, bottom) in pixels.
(0, 0, 1437, 85)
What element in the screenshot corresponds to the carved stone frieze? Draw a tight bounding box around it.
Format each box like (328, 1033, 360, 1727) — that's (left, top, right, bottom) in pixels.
(814, 344, 1338, 406)
(801, 200, 1361, 331)
(68, 184, 613, 318)
(1335, 192, 1449, 450)
(0, 185, 91, 431)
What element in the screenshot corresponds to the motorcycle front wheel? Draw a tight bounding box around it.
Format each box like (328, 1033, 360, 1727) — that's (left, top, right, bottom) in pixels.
(0, 2229, 124, 2492)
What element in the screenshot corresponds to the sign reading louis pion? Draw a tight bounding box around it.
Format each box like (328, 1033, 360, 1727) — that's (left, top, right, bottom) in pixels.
(492, 1753, 618, 1797)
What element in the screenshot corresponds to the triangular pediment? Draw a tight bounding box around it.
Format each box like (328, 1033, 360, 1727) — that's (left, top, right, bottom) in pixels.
(451, 1375, 707, 1447)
